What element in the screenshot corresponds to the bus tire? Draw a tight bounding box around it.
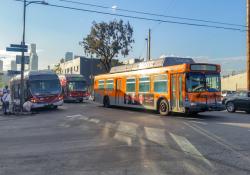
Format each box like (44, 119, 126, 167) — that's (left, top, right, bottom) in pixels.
(103, 96, 110, 108)
(158, 99, 170, 116)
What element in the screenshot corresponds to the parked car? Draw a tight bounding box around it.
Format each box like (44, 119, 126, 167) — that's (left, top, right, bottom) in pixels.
(223, 91, 250, 113)
(222, 90, 236, 99)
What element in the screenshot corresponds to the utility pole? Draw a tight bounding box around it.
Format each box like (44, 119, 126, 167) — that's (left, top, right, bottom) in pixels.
(145, 38, 148, 61)
(20, 0, 26, 112)
(148, 29, 151, 61)
(247, 0, 250, 90)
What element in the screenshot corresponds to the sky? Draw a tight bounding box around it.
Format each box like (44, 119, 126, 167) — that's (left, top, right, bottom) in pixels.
(0, 0, 246, 74)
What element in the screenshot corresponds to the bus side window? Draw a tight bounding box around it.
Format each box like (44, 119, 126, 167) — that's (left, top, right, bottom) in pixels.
(98, 80, 105, 90)
(154, 74, 168, 93)
(139, 76, 150, 93)
(126, 78, 136, 92)
(106, 79, 114, 90)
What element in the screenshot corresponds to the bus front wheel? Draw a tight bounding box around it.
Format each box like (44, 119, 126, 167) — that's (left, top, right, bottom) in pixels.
(158, 99, 170, 116)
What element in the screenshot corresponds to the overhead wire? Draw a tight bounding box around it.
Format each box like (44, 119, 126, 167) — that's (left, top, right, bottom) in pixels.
(56, 0, 246, 28)
(13, 0, 246, 32)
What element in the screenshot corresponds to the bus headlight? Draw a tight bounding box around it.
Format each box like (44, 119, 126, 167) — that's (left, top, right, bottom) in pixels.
(58, 95, 64, 100)
(31, 98, 38, 103)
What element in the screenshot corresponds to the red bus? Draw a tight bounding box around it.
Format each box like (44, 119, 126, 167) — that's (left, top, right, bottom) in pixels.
(10, 70, 63, 109)
(59, 74, 89, 102)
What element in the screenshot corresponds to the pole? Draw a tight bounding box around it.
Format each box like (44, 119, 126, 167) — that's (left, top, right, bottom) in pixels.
(148, 29, 151, 61)
(247, 0, 250, 90)
(145, 38, 148, 61)
(90, 55, 93, 95)
(20, 0, 26, 111)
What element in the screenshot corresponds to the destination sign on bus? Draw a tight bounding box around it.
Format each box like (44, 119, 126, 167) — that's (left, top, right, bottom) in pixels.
(190, 64, 217, 71)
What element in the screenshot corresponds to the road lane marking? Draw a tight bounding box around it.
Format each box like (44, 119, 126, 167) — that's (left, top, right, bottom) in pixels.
(89, 118, 100, 124)
(79, 116, 89, 121)
(65, 114, 82, 119)
(218, 122, 250, 129)
(170, 133, 213, 168)
(116, 121, 138, 136)
(59, 123, 70, 128)
(144, 127, 167, 146)
(189, 121, 208, 125)
(184, 122, 250, 163)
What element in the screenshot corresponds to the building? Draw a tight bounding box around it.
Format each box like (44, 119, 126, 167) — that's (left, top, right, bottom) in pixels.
(0, 60, 3, 88)
(221, 72, 247, 91)
(0, 60, 3, 73)
(11, 60, 17, 71)
(59, 56, 106, 85)
(65, 52, 73, 62)
(29, 43, 38, 71)
(122, 58, 142, 65)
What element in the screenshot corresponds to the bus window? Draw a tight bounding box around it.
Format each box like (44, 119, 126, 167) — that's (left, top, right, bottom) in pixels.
(126, 78, 136, 92)
(154, 74, 168, 93)
(139, 77, 150, 93)
(98, 80, 105, 89)
(106, 79, 114, 90)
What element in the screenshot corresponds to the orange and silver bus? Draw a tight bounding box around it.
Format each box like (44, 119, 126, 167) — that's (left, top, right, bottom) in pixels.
(94, 57, 224, 115)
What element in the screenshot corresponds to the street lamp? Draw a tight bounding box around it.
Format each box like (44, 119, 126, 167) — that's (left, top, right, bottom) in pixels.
(20, 0, 48, 112)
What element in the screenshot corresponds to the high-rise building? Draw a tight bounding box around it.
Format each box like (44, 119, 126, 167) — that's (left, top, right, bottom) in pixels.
(29, 43, 38, 71)
(11, 60, 17, 70)
(0, 60, 3, 72)
(65, 52, 73, 62)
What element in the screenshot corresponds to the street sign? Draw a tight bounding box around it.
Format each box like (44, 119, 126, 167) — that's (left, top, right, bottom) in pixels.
(10, 44, 28, 49)
(7, 70, 21, 76)
(16, 55, 30, 64)
(6, 47, 28, 52)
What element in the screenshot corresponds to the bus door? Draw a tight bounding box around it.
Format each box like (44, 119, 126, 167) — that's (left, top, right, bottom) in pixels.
(115, 79, 122, 104)
(171, 74, 184, 112)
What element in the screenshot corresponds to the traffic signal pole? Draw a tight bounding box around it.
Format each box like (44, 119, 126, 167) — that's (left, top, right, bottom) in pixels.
(247, 0, 250, 90)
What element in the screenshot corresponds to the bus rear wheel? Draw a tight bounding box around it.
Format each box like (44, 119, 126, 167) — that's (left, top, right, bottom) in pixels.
(158, 99, 170, 116)
(103, 96, 110, 108)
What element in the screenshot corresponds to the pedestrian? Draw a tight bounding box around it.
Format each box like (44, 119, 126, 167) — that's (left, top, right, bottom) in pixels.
(1, 89, 11, 115)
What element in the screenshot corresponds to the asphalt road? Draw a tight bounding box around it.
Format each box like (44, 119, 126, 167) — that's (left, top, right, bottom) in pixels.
(0, 101, 250, 175)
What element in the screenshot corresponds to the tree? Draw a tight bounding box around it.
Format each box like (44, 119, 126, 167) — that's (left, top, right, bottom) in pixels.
(80, 20, 134, 72)
(53, 63, 62, 74)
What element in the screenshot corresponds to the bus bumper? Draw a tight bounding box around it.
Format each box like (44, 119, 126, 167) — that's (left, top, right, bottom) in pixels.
(185, 102, 225, 112)
(64, 96, 89, 102)
(31, 100, 63, 109)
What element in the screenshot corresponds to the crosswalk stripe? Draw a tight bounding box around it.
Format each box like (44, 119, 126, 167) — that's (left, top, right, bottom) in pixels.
(170, 133, 213, 168)
(144, 127, 167, 146)
(114, 133, 132, 146)
(116, 121, 138, 136)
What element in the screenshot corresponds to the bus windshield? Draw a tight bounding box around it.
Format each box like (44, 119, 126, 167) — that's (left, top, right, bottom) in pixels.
(68, 81, 87, 91)
(30, 79, 61, 96)
(186, 73, 221, 92)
